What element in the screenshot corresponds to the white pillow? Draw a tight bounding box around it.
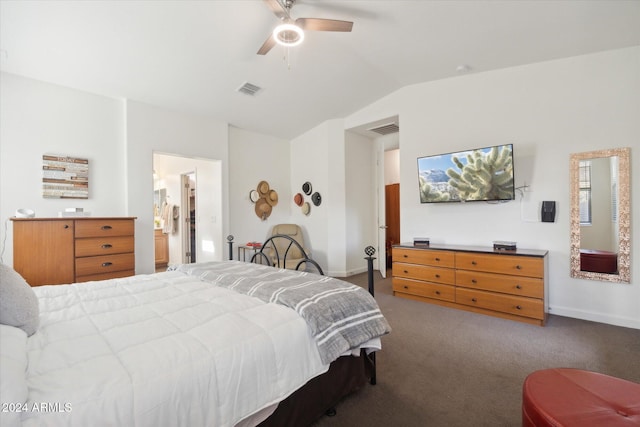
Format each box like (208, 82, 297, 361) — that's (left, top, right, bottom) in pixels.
(0, 324, 28, 426)
(0, 263, 39, 336)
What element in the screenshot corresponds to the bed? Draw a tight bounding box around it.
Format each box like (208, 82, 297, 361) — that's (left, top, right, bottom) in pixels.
(0, 257, 390, 427)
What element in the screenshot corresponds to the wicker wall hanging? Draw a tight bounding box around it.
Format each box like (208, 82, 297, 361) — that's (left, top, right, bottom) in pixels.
(251, 180, 278, 221)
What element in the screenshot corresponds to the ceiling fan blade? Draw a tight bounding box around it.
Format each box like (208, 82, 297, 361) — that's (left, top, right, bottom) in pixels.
(257, 34, 277, 55)
(295, 18, 353, 32)
(263, 0, 289, 20)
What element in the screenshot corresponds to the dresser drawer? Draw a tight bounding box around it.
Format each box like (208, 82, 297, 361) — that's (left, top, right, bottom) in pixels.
(456, 288, 544, 320)
(75, 219, 135, 238)
(75, 253, 135, 277)
(393, 247, 455, 268)
(393, 278, 455, 302)
(76, 269, 134, 283)
(455, 252, 543, 278)
(75, 236, 134, 257)
(456, 270, 543, 299)
(393, 262, 455, 284)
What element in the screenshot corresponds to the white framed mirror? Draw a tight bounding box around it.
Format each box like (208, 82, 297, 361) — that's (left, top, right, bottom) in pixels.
(570, 147, 630, 283)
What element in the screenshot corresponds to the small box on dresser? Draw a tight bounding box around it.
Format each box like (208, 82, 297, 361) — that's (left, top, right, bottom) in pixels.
(392, 244, 548, 326)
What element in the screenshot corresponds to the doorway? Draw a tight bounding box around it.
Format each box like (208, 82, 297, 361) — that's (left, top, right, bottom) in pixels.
(153, 152, 223, 268)
(385, 183, 400, 268)
(377, 143, 400, 277)
(346, 116, 400, 277)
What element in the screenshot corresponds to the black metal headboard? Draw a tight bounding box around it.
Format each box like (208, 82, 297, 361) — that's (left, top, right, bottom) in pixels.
(250, 234, 325, 276)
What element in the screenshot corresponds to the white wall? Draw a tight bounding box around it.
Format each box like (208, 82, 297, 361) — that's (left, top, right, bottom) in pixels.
(290, 119, 351, 276)
(0, 73, 126, 265)
(193, 159, 222, 263)
(385, 149, 400, 185)
(290, 121, 332, 272)
(345, 46, 640, 329)
(0, 76, 230, 272)
(326, 121, 348, 275)
(125, 100, 229, 273)
(228, 126, 291, 257)
(289, 124, 386, 276)
(345, 131, 377, 275)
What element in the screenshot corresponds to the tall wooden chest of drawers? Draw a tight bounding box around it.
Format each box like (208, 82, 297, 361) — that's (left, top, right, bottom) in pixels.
(11, 217, 136, 286)
(392, 244, 548, 326)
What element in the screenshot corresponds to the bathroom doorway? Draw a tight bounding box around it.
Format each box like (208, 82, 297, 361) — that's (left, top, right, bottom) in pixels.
(153, 152, 222, 268)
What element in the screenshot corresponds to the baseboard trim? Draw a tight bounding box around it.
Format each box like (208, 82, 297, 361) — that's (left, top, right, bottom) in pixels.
(550, 305, 640, 330)
(328, 266, 368, 278)
(346, 266, 368, 276)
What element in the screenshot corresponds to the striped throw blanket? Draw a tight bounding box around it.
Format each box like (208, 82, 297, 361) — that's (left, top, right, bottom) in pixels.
(175, 261, 391, 364)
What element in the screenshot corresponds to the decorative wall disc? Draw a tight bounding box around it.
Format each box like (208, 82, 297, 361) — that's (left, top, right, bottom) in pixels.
(311, 192, 322, 206)
(257, 180, 270, 196)
(255, 198, 272, 220)
(251, 181, 279, 220)
(266, 189, 279, 206)
(302, 181, 312, 195)
(301, 202, 311, 216)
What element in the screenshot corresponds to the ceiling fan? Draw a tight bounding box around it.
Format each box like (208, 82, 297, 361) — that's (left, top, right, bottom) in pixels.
(257, 0, 354, 55)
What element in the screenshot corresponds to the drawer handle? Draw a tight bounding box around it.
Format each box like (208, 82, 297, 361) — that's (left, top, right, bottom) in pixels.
(64, 224, 69, 229)
(101, 225, 113, 230)
(516, 305, 522, 310)
(471, 279, 477, 284)
(435, 291, 441, 295)
(434, 257, 440, 261)
(404, 270, 409, 274)
(102, 244, 113, 249)
(471, 298, 477, 302)
(102, 262, 113, 267)
(403, 254, 408, 258)
(434, 274, 440, 278)
(471, 261, 477, 265)
(516, 284, 522, 289)
(516, 265, 522, 270)
(403, 285, 408, 289)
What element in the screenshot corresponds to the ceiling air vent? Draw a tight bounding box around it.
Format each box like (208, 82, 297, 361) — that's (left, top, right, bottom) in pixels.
(237, 82, 262, 96)
(368, 122, 399, 135)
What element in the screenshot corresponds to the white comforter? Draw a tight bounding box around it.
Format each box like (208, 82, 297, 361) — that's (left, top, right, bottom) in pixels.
(13, 271, 331, 427)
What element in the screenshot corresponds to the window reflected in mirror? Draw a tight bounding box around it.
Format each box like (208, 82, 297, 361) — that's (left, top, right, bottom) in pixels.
(578, 160, 592, 225)
(570, 148, 630, 283)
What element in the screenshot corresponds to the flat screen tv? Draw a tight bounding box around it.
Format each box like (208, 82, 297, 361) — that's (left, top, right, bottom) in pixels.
(417, 144, 515, 203)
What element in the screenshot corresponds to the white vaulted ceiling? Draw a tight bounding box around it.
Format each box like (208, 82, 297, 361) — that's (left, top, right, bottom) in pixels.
(1, 0, 639, 139)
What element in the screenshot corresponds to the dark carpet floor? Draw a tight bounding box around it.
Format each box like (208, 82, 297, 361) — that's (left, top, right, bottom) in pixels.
(311, 271, 640, 427)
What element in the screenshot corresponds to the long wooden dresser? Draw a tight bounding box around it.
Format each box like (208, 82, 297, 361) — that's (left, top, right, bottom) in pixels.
(392, 243, 548, 326)
(11, 217, 136, 286)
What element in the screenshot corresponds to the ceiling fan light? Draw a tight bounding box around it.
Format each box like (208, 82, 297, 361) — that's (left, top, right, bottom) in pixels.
(273, 23, 304, 47)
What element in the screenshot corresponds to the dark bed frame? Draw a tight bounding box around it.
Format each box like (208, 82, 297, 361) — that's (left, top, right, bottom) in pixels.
(226, 235, 379, 426)
(248, 233, 325, 275)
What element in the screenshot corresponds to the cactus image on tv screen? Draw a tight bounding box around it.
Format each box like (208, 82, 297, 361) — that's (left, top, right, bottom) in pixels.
(417, 144, 514, 203)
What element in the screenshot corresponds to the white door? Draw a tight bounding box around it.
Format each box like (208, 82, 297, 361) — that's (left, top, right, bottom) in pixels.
(181, 173, 195, 263)
(376, 140, 387, 278)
